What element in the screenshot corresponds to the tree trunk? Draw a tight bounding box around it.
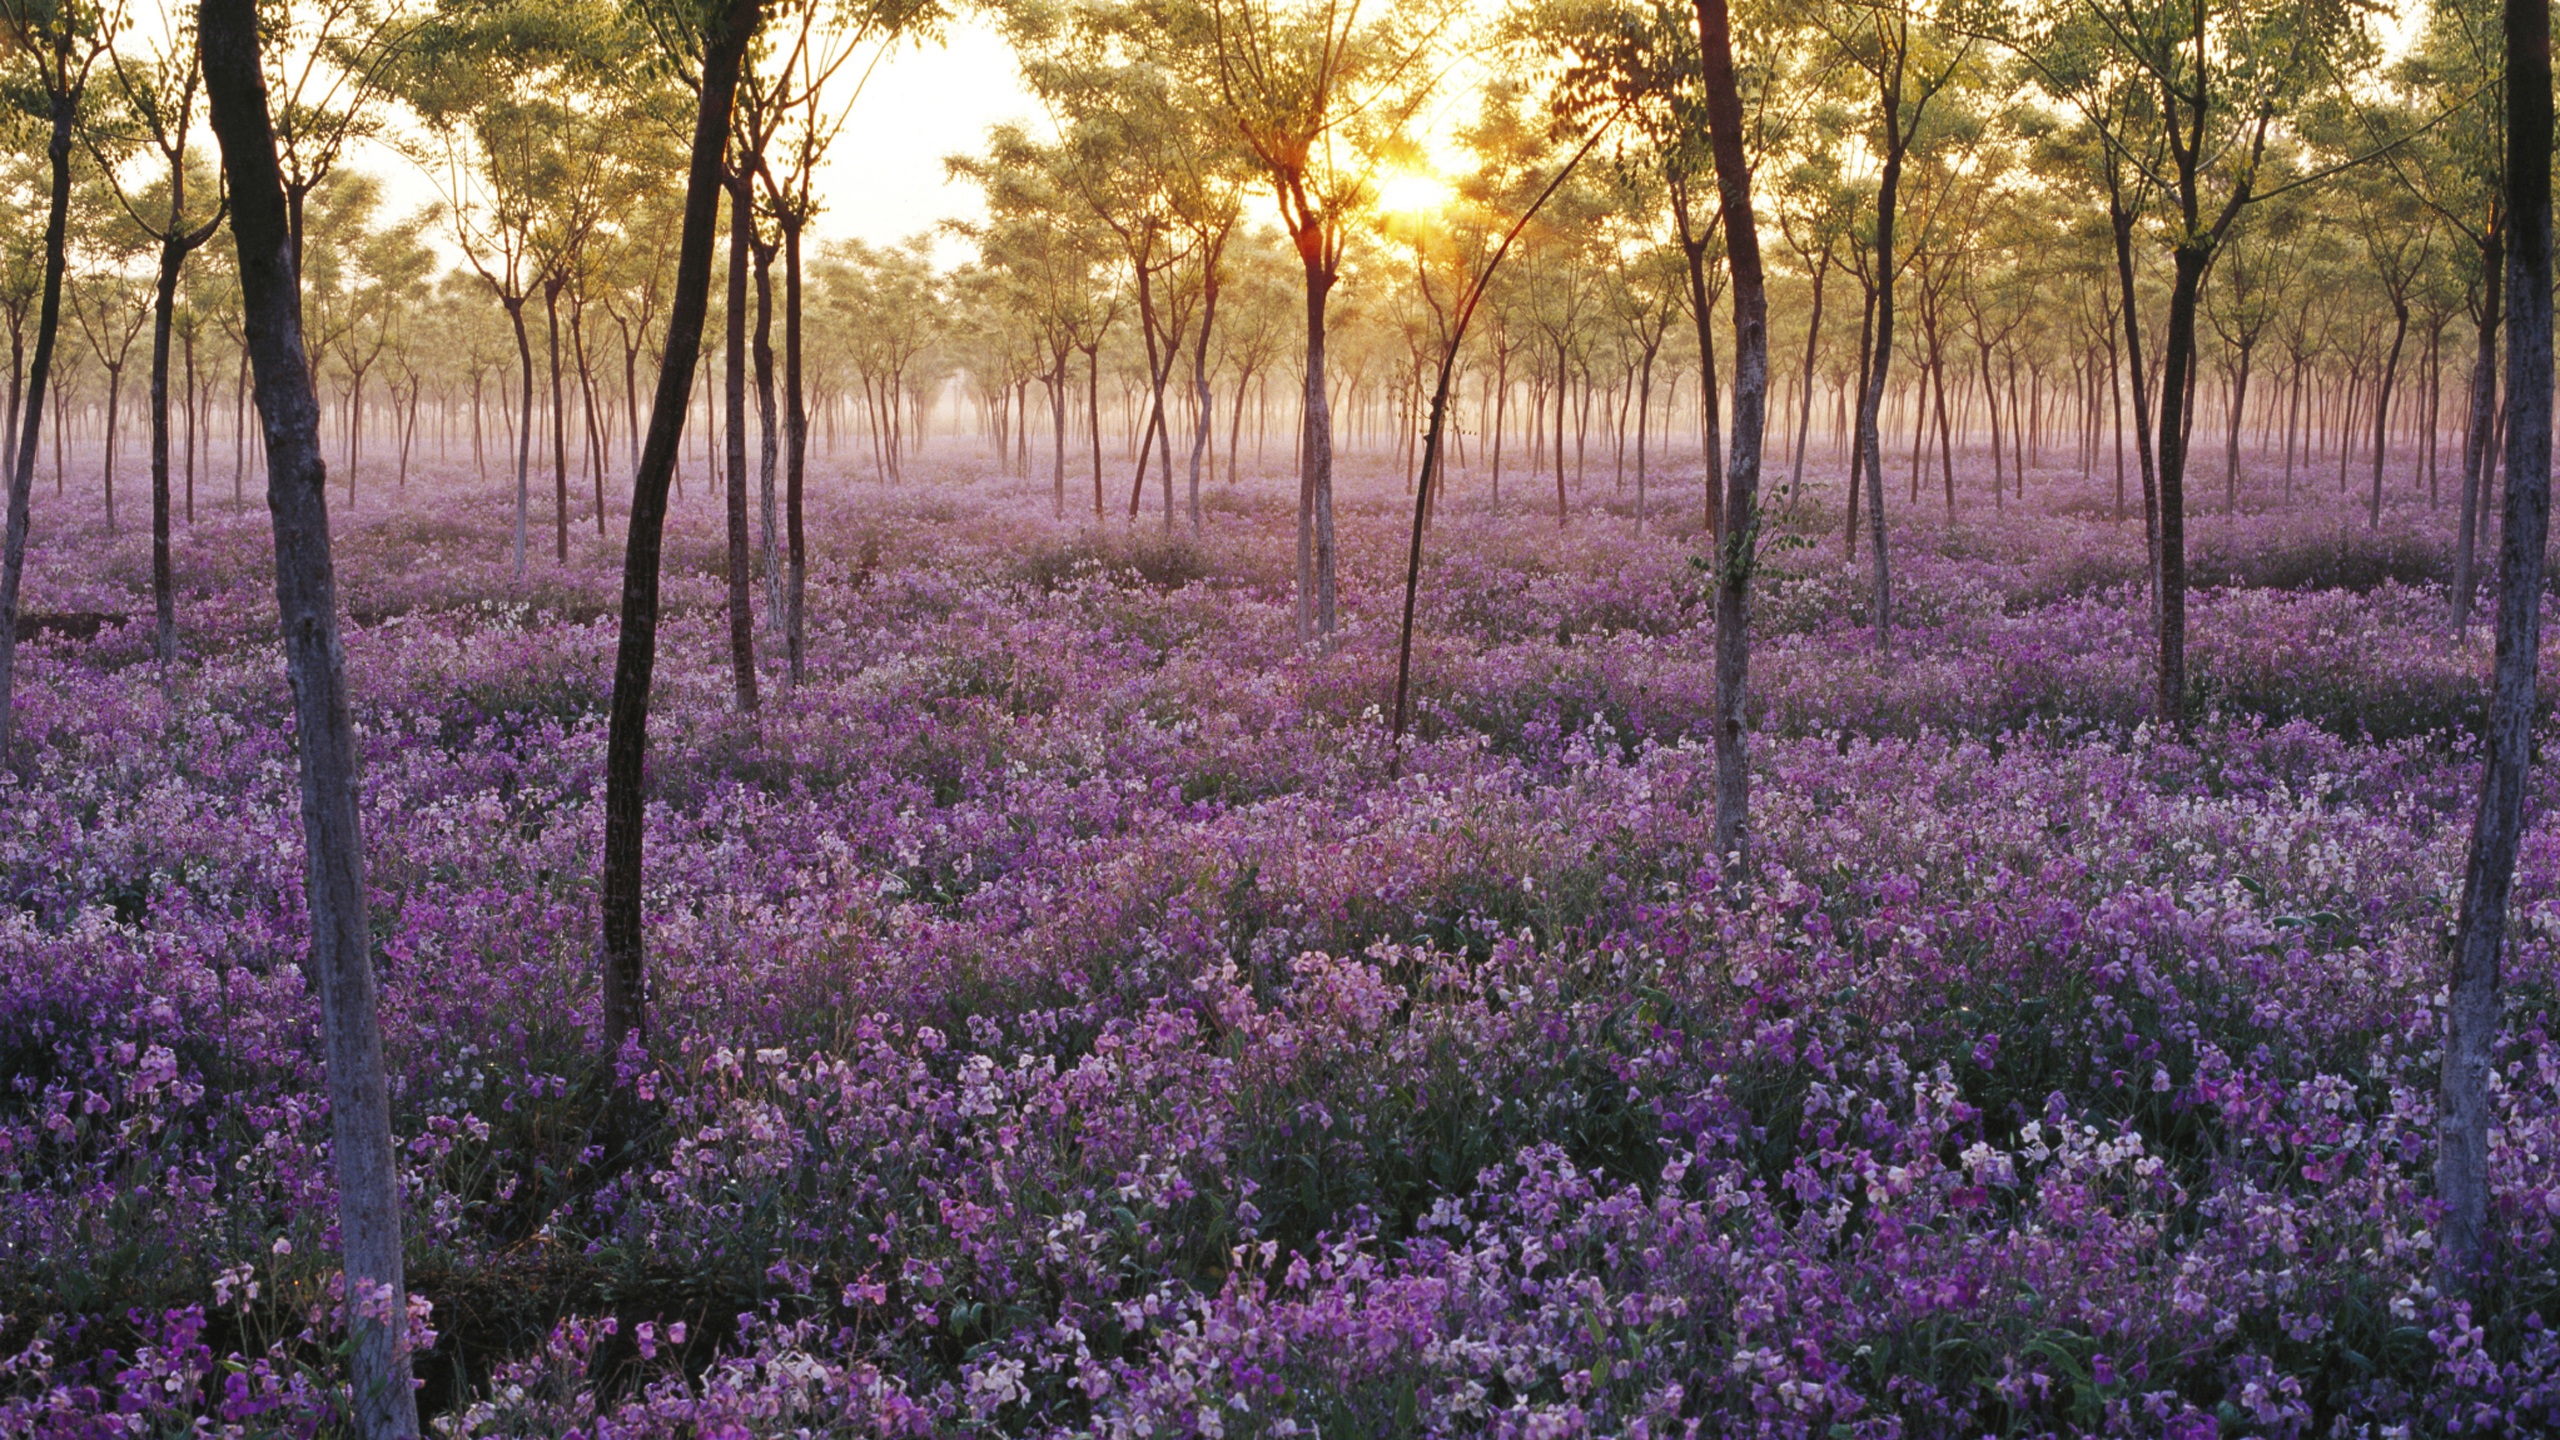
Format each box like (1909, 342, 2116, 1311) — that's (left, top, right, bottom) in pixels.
(1790, 263, 1825, 502)
(723, 179, 760, 711)
(2441, 0, 2553, 1286)
(2154, 243, 2208, 727)
(2370, 299, 2409, 529)
(151, 240, 184, 668)
(2454, 234, 2506, 633)
(545, 282, 569, 563)
(508, 300, 534, 576)
(1856, 124, 1902, 650)
(752, 233, 780, 639)
(1297, 258, 1338, 641)
(200, 4, 421, 1433)
(783, 219, 807, 687)
(0, 85, 73, 768)
(105, 367, 124, 534)
(602, 0, 763, 1055)
(1188, 259, 1218, 536)
(1087, 343, 1103, 518)
(2224, 343, 2253, 517)
(1694, 0, 1765, 874)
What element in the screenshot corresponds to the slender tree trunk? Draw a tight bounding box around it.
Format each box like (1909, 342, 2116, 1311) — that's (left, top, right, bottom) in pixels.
(508, 300, 533, 576)
(151, 239, 184, 668)
(344, 363, 362, 500)
(1695, 0, 1765, 872)
(2111, 199, 2160, 615)
(2370, 300, 2409, 529)
(1790, 260, 1824, 499)
(1553, 338, 1569, 526)
(2155, 242, 2208, 727)
(2441, 0, 2552, 1284)
(200, 6, 420, 1434)
(2455, 239, 2506, 633)
(1846, 285, 1874, 555)
(1087, 343, 1103, 518)
(603, 0, 763, 1053)
(2224, 343, 2253, 517)
(1188, 260, 1218, 536)
(752, 235, 780, 640)
(0, 85, 73, 767)
(724, 179, 759, 710)
(105, 367, 124, 535)
(783, 220, 807, 687)
(1857, 127, 1903, 649)
(1297, 257, 1338, 641)
(545, 283, 569, 563)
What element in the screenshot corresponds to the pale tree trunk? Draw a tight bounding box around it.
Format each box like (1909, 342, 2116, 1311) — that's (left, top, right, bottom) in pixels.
(201, 3, 420, 1433)
(2440, 0, 2552, 1286)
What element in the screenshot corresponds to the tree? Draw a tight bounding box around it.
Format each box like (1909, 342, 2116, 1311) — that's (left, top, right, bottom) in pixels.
(199, 0, 418, 1435)
(1818, 0, 1972, 650)
(301, 170, 431, 501)
(67, 263, 149, 535)
(1197, 0, 1455, 641)
(93, 19, 227, 666)
(0, 0, 116, 768)
(1692, 0, 1766, 871)
(601, 0, 766, 1055)
(755, 0, 925, 681)
(2438, 0, 2553, 1289)
(2012, 0, 2364, 723)
(401, 0, 630, 572)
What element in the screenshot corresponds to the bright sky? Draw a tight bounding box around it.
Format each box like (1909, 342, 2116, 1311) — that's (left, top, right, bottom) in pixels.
(795, 18, 1038, 255)
(343, 14, 1040, 268)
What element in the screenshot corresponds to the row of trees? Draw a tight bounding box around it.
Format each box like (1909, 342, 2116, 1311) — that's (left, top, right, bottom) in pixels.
(4, 0, 2556, 1429)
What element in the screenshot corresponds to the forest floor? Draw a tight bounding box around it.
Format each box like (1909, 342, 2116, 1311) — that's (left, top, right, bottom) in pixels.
(4, 440, 2557, 1435)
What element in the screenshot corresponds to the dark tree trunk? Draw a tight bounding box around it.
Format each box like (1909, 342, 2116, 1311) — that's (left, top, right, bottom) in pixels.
(1791, 258, 1825, 498)
(0, 79, 73, 768)
(1086, 343, 1103, 518)
(2155, 246, 2206, 726)
(2370, 298, 2409, 529)
(723, 178, 759, 712)
(200, 3, 420, 1433)
(508, 299, 534, 575)
(152, 241, 183, 667)
(1297, 259, 1338, 640)
(783, 219, 807, 687)
(2454, 231, 2505, 633)
(1856, 120, 1902, 649)
(2111, 198, 2161, 616)
(601, 0, 764, 1054)
(752, 231, 779, 639)
(2224, 342, 2253, 517)
(1694, 0, 1766, 874)
(545, 281, 569, 563)
(2440, 0, 2553, 1286)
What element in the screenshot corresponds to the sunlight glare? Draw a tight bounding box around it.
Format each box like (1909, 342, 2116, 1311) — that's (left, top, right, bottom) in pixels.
(1375, 168, 1456, 221)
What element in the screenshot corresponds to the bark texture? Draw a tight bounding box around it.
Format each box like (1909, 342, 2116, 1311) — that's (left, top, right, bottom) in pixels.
(200, 1, 419, 1431)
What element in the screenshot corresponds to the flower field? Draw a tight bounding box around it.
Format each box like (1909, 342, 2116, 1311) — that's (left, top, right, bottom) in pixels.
(4, 453, 2558, 1436)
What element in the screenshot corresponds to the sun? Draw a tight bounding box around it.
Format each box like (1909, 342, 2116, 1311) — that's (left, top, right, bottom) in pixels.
(1374, 168, 1455, 221)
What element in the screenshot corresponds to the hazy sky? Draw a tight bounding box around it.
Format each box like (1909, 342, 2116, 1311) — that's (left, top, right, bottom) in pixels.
(800, 18, 1041, 255)
(345, 14, 1042, 268)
